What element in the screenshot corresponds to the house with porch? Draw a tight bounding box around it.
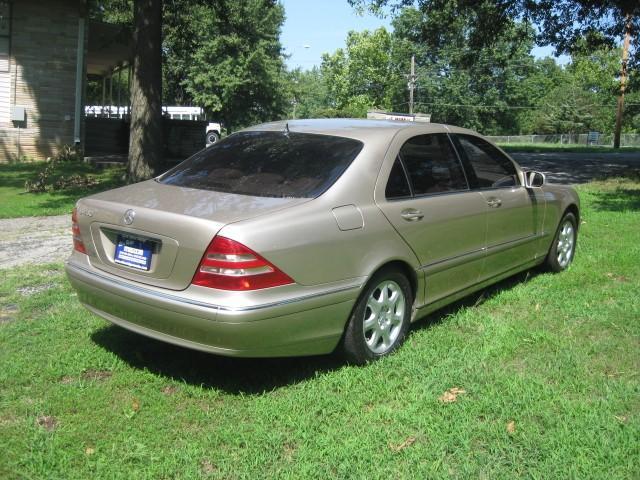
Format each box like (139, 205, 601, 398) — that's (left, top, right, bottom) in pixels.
(0, 0, 132, 161)
(0, 0, 210, 163)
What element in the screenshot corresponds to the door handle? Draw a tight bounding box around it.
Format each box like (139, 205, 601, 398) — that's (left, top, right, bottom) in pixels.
(401, 208, 424, 221)
(486, 198, 502, 208)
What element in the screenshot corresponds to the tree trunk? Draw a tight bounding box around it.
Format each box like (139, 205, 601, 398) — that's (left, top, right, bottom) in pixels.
(613, 13, 631, 149)
(127, 0, 163, 181)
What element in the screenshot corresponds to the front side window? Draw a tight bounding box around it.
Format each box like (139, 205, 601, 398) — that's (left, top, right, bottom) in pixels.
(159, 131, 363, 198)
(455, 135, 518, 188)
(398, 134, 468, 196)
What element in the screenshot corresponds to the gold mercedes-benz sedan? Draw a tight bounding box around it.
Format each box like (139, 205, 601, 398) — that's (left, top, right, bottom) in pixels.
(66, 119, 579, 363)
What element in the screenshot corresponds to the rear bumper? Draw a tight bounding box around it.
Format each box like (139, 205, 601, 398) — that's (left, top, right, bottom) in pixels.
(65, 259, 361, 357)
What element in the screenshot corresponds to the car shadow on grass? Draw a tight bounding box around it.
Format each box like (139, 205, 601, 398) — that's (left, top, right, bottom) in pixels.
(409, 268, 542, 334)
(90, 325, 346, 395)
(91, 268, 543, 395)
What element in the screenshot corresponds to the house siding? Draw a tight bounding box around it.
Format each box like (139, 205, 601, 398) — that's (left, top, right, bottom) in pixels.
(0, 0, 83, 161)
(0, 71, 9, 123)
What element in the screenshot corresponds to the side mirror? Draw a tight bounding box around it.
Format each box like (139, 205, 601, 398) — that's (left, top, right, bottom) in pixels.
(525, 171, 545, 188)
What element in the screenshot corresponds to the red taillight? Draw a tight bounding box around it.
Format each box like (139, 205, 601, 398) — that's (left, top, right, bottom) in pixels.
(71, 207, 87, 254)
(192, 236, 294, 291)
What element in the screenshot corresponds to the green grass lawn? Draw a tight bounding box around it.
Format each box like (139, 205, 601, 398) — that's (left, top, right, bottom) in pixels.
(0, 161, 126, 218)
(499, 143, 640, 153)
(0, 179, 638, 479)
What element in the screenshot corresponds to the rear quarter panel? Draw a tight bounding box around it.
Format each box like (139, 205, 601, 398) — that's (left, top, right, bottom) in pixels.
(217, 137, 425, 305)
(219, 200, 421, 287)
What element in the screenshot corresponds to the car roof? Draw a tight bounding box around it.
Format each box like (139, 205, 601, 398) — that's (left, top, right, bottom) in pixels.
(242, 118, 479, 142)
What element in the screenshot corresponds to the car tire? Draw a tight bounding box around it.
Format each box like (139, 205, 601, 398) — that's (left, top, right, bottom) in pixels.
(206, 131, 220, 145)
(340, 267, 413, 364)
(545, 212, 577, 272)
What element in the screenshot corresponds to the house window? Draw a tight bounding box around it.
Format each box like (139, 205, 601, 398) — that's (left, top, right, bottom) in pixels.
(0, 0, 10, 72)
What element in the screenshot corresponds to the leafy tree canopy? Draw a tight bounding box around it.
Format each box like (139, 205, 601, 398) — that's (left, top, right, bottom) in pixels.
(320, 28, 405, 117)
(390, 7, 541, 133)
(349, 0, 639, 70)
(289, 5, 638, 135)
(89, 0, 289, 131)
(183, 1, 288, 130)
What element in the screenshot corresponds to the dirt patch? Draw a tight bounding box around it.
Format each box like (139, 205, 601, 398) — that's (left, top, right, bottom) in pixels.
(81, 369, 113, 381)
(17, 284, 55, 296)
(161, 385, 179, 395)
(201, 459, 218, 475)
(35, 415, 58, 431)
(0, 303, 19, 324)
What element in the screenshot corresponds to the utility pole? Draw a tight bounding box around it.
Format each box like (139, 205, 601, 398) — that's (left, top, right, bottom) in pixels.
(407, 55, 416, 114)
(614, 13, 632, 149)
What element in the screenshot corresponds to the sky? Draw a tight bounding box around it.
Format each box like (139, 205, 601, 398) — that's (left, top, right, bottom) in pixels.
(280, 0, 391, 70)
(279, 0, 569, 70)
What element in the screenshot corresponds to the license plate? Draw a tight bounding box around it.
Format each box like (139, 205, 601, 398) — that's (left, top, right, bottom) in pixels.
(114, 235, 153, 271)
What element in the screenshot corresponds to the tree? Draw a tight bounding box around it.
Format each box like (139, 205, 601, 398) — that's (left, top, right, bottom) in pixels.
(516, 58, 567, 133)
(390, 7, 542, 134)
(351, 1, 638, 64)
(89, 0, 162, 180)
(285, 67, 331, 119)
(530, 84, 597, 134)
(531, 43, 640, 135)
(320, 28, 405, 116)
(127, 0, 163, 181)
(89, 0, 289, 179)
(183, 1, 289, 131)
(350, 0, 638, 144)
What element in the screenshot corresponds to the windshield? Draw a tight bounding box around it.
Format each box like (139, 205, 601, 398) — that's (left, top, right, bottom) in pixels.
(158, 131, 364, 198)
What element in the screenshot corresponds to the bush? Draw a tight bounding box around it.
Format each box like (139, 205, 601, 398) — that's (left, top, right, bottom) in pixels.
(24, 146, 95, 193)
(24, 160, 56, 193)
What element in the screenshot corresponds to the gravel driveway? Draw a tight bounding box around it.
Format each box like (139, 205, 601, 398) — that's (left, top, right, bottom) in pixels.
(1, 152, 638, 270)
(0, 214, 71, 269)
(511, 151, 640, 184)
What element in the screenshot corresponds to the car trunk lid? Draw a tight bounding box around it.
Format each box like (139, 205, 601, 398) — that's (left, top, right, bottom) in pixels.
(75, 180, 310, 290)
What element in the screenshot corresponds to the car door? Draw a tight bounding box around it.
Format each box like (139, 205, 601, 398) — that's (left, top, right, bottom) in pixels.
(376, 132, 487, 304)
(452, 133, 542, 280)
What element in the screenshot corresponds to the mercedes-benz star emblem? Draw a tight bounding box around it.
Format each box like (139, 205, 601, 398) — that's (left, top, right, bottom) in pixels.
(123, 209, 136, 225)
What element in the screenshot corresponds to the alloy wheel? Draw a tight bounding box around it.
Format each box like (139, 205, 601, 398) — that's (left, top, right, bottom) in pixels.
(363, 280, 406, 354)
(556, 220, 575, 268)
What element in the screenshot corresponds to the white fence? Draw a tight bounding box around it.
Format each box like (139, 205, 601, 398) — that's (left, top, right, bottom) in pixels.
(84, 105, 206, 121)
(486, 133, 640, 147)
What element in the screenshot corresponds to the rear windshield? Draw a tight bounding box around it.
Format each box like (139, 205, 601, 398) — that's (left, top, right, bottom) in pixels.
(158, 131, 364, 198)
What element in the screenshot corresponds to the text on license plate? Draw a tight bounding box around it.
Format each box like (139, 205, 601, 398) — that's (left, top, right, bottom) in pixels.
(114, 235, 153, 271)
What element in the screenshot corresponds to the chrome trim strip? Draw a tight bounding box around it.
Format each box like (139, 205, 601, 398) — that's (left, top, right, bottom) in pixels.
(415, 258, 541, 312)
(66, 262, 361, 313)
(419, 232, 549, 271)
(419, 247, 486, 271)
(485, 233, 537, 252)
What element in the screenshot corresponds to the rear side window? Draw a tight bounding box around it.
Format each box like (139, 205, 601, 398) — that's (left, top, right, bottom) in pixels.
(399, 134, 468, 195)
(385, 157, 411, 199)
(159, 131, 363, 198)
(455, 135, 518, 188)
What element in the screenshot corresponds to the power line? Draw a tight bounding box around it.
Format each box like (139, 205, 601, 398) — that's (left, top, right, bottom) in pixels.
(413, 101, 535, 110)
(401, 101, 639, 110)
